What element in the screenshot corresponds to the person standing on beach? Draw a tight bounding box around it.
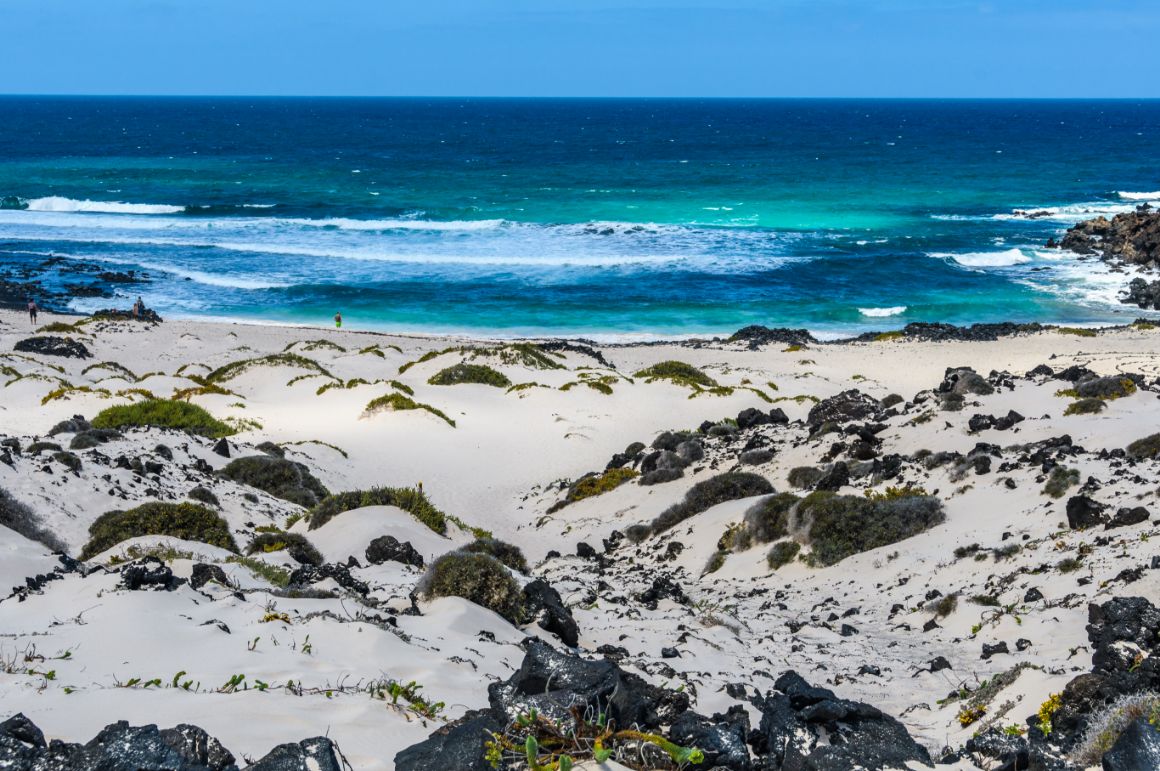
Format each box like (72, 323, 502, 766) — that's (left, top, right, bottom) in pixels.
(334, 311, 342, 329)
(133, 296, 143, 319)
(27, 298, 38, 326)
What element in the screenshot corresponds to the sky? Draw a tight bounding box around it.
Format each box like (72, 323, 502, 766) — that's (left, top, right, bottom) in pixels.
(2, 0, 1157, 97)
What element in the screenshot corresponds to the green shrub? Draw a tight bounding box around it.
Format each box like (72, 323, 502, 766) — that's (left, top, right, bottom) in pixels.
(364, 392, 456, 427)
(427, 363, 511, 388)
(461, 537, 529, 573)
(704, 550, 727, 574)
(1042, 467, 1080, 498)
(53, 451, 81, 473)
(954, 543, 982, 559)
(767, 540, 801, 569)
(0, 486, 65, 552)
(91, 399, 235, 438)
(552, 467, 638, 511)
(1057, 327, 1097, 338)
(225, 555, 291, 587)
(419, 551, 524, 623)
(799, 493, 945, 566)
(1057, 556, 1083, 573)
(246, 532, 323, 566)
(81, 502, 239, 560)
(633, 361, 717, 388)
(219, 455, 329, 507)
(186, 486, 219, 507)
(649, 471, 774, 536)
(308, 487, 448, 534)
(1127, 433, 1160, 459)
(787, 466, 824, 489)
(1064, 398, 1106, 416)
(744, 493, 801, 544)
(26, 441, 63, 454)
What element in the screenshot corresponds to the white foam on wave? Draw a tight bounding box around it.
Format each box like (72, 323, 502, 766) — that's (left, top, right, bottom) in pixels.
(858, 306, 907, 317)
(1118, 191, 1160, 201)
(290, 217, 505, 232)
(56, 253, 290, 290)
(24, 197, 184, 215)
(929, 248, 1031, 268)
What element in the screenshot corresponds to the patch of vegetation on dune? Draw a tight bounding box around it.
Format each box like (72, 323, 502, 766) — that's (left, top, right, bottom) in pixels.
(633, 360, 717, 389)
(204, 352, 336, 384)
(91, 398, 235, 438)
(797, 488, 944, 567)
(81, 361, 138, 381)
(1127, 433, 1160, 459)
(81, 502, 239, 560)
(307, 486, 449, 534)
(219, 455, 329, 507)
(41, 385, 112, 405)
(643, 471, 774, 538)
(1057, 326, 1098, 338)
(461, 537, 529, 573)
(363, 392, 456, 427)
(282, 339, 347, 353)
(419, 551, 524, 623)
(0, 486, 66, 552)
(1064, 398, 1106, 416)
(548, 467, 638, 513)
(427, 363, 511, 388)
(399, 343, 565, 376)
(245, 531, 323, 566)
(358, 343, 403, 358)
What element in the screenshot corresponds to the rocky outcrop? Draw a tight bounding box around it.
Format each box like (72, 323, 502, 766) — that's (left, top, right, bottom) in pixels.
(13, 336, 91, 359)
(749, 671, 932, 769)
(0, 713, 344, 770)
(728, 326, 815, 349)
(364, 535, 424, 568)
(1054, 205, 1160, 267)
(1122, 277, 1160, 310)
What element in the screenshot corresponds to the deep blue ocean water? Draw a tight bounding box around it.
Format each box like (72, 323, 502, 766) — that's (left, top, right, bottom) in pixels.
(1, 97, 1158, 338)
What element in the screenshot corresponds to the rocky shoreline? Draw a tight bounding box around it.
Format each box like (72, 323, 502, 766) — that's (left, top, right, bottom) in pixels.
(1046, 204, 1160, 311)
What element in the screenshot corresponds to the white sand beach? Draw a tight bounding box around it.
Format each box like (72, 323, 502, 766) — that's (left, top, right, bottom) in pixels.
(1, 308, 1158, 770)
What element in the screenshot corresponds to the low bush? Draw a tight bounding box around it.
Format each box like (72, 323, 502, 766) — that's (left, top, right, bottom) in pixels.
(787, 466, 824, 490)
(0, 486, 65, 552)
(462, 537, 529, 573)
(1127, 433, 1160, 460)
(649, 471, 774, 536)
(1042, 467, 1080, 498)
(633, 360, 716, 388)
(91, 399, 235, 438)
(1064, 398, 1106, 416)
(744, 492, 801, 544)
(767, 540, 801, 569)
(427, 363, 511, 388)
(1057, 556, 1083, 573)
(187, 486, 220, 507)
(308, 487, 447, 534)
(205, 352, 334, 384)
(552, 467, 638, 511)
(364, 392, 456, 427)
(798, 492, 945, 566)
(246, 532, 323, 566)
(419, 551, 524, 623)
(81, 502, 239, 560)
(931, 594, 958, 617)
(219, 455, 329, 507)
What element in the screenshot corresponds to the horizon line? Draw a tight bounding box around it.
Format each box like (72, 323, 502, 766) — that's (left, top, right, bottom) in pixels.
(3, 93, 1160, 101)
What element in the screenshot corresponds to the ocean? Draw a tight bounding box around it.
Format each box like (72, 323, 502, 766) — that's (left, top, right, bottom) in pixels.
(1, 96, 1158, 339)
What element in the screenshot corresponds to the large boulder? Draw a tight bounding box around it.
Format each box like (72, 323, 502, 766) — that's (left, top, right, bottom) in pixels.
(806, 390, 880, 429)
(393, 713, 499, 771)
(750, 671, 932, 769)
(522, 579, 579, 647)
(14, 336, 91, 359)
(1067, 495, 1108, 530)
(365, 535, 424, 568)
(1102, 718, 1160, 771)
(486, 639, 688, 729)
(243, 736, 345, 771)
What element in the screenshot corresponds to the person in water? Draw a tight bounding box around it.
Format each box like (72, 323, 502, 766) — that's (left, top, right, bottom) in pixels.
(27, 298, 38, 325)
(334, 311, 342, 329)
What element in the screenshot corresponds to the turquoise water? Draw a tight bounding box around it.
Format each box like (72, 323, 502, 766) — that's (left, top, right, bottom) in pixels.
(1, 97, 1158, 337)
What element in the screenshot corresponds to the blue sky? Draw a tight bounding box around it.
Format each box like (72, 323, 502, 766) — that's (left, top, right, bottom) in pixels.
(2, 0, 1157, 97)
